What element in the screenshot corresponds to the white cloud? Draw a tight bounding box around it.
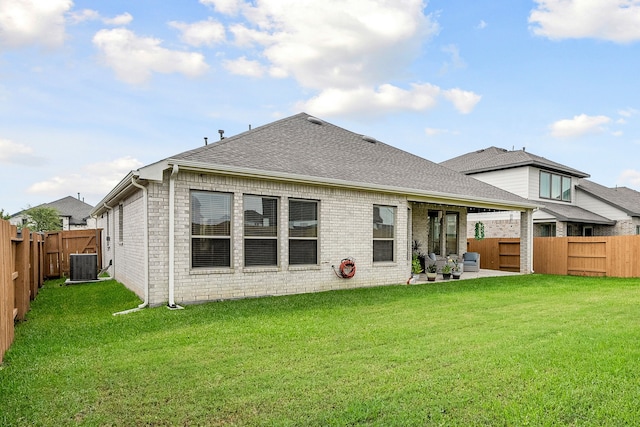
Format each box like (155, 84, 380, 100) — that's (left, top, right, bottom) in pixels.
(442, 88, 482, 114)
(618, 107, 639, 117)
(476, 20, 487, 30)
(529, 0, 640, 42)
(103, 12, 133, 26)
(68, 9, 133, 26)
(440, 44, 466, 74)
(223, 56, 265, 77)
(210, 0, 480, 117)
(0, 0, 72, 49)
(0, 138, 43, 165)
(298, 82, 480, 117)
(200, 0, 243, 15)
(68, 9, 100, 24)
(169, 18, 225, 47)
(68, 10, 132, 26)
(92, 28, 209, 85)
(618, 169, 640, 188)
(549, 114, 611, 138)
(226, 0, 439, 90)
(27, 156, 143, 201)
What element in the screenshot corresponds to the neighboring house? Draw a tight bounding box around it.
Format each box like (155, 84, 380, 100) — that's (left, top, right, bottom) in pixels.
(440, 146, 640, 237)
(10, 195, 96, 230)
(90, 114, 537, 307)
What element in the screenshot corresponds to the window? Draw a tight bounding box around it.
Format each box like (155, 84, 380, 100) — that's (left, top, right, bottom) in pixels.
(636, 225, 640, 235)
(118, 204, 123, 244)
(445, 212, 459, 255)
(289, 199, 318, 265)
(191, 191, 232, 268)
(539, 223, 556, 237)
(429, 211, 441, 255)
(244, 195, 278, 267)
(540, 171, 571, 202)
(373, 205, 395, 262)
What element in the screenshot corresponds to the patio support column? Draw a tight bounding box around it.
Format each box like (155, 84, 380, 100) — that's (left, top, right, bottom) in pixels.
(520, 208, 534, 274)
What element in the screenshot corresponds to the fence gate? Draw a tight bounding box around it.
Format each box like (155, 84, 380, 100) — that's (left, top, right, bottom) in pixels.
(44, 229, 102, 278)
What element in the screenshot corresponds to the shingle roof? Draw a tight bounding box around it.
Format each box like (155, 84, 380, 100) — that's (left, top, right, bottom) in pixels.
(168, 113, 532, 207)
(539, 201, 615, 225)
(577, 179, 640, 217)
(440, 146, 590, 178)
(13, 196, 94, 225)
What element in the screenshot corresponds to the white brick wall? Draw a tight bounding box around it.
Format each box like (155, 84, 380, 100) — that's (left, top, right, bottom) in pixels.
(145, 171, 412, 306)
(96, 171, 488, 305)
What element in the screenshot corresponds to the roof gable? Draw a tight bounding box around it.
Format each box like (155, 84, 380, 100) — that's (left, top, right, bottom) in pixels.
(577, 179, 640, 216)
(441, 146, 590, 178)
(167, 114, 532, 208)
(13, 196, 94, 225)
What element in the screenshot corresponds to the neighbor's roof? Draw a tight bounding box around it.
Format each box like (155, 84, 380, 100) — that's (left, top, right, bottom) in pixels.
(539, 201, 615, 225)
(167, 113, 535, 209)
(12, 196, 94, 225)
(576, 179, 640, 217)
(440, 146, 590, 178)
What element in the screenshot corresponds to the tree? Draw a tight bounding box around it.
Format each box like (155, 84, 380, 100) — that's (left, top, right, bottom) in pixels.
(0, 209, 10, 220)
(23, 206, 62, 232)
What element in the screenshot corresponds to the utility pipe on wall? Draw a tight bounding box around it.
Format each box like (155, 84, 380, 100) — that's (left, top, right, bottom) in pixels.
(168, 164, 179, 308)
(131, 176, 149, 309)
(103, 202, 114, 276)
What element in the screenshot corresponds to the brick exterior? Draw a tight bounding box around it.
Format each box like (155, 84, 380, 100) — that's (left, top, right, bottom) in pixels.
(100, 171, 456, 306)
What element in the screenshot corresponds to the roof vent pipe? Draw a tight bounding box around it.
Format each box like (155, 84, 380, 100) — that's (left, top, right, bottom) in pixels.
(204, 137, 208, 145)
(362, 135, 377, 143)
(218, 129, 225, 140)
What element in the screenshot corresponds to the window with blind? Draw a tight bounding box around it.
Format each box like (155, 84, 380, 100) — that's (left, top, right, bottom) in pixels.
(191, 191, 232, 268)
(373, 205, 396, 262)
(244, 195, 278, 267)
(289, 199, 318, 265)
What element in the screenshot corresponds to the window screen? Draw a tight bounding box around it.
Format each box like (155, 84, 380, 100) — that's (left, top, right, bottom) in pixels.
(373, 205, 395, 262)
(289, 199, 318, 265)
(244, 195, 278, 266)
(191, 191, 232, 268)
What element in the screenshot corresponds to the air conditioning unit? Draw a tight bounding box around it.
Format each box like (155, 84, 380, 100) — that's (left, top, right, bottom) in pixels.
(69, 253, 98, 281)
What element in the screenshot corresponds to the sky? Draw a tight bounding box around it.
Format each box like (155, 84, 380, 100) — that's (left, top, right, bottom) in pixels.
(2, 0, 640, 215)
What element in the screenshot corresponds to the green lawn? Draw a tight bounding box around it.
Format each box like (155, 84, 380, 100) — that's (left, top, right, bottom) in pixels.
(1, 275, 640, 426)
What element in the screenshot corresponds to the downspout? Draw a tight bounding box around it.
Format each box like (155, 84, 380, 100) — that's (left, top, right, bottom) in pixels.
(131, 176, 149, 309)
(168, 164, 181, 309)
(103, 202, 114, 276)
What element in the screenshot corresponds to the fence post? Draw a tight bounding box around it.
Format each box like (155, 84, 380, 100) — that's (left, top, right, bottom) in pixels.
(14, 227, 30, 321)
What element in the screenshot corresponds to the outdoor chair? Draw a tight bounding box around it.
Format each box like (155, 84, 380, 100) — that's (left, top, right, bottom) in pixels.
(462, 252, 480, 272)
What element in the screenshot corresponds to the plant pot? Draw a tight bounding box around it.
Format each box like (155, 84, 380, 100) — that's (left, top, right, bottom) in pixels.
(442, 273, 451, 280)
(452, 272, 462, 279)
(426, 272, 437, 282)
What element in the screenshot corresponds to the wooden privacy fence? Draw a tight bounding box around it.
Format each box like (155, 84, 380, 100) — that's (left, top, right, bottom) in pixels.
(467, 237, 521, 272)
(468, 236, 640, 277)
(44, 229, 102, 278)
(1, 220, 45, 363)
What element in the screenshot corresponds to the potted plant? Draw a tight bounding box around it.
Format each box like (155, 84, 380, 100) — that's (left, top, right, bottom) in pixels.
(425, 262, 437, 281)
(452, 262, 462, 279)
(441, 262, 452, 280)
(411, 254, 423, 279)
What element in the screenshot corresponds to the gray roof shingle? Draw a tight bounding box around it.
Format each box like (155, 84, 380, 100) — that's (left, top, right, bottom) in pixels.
(540, 201, 615, 225)
(577, 179, 640, 217)
(12, 196, 94, 225)
(168, 113, 532, 207)
(440, 146, 590, 178)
